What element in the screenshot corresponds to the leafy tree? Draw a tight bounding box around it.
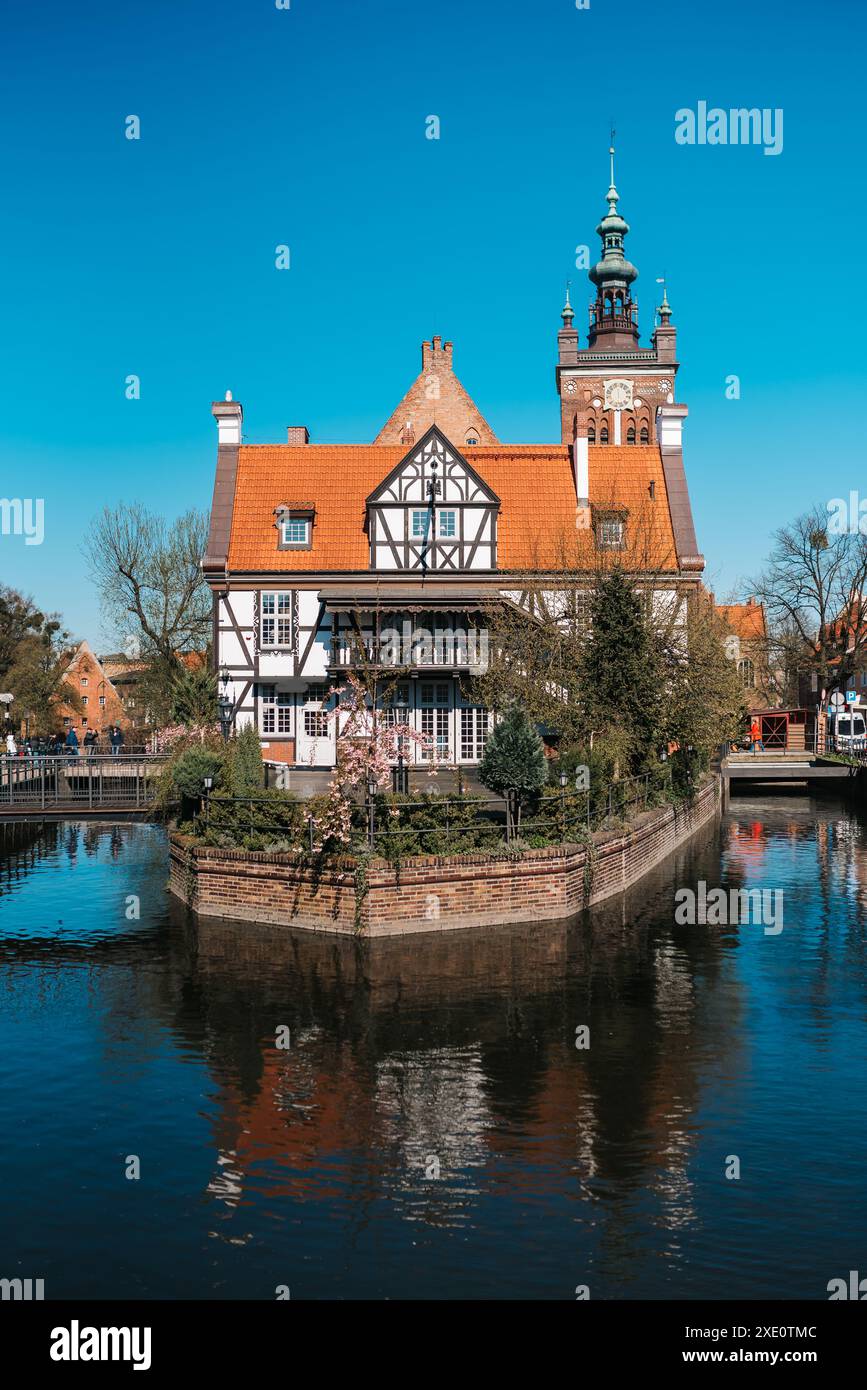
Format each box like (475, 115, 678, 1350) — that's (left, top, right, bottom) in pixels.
(230, 722, 265, 795)
(579, 568, 663, 772)
(0, 586, 46, 682)
(169, 665, 217, 726)
(478, 704, 548, 835)
(663, 593, 747, 759)
(5, 618, 82, 734)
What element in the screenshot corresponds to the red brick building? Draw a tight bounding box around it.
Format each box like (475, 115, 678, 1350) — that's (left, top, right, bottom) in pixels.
(57, 641, 129, 737)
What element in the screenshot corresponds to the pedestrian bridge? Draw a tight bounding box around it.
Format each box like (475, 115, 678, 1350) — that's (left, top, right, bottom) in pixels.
(723, 751, 859, 784)
(0, 755, 168, 819)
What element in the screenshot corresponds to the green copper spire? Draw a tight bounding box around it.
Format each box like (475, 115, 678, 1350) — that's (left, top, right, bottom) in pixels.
(587, 133, 640, 347)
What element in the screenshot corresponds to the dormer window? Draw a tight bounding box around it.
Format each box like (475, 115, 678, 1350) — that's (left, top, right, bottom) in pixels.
(595, 511, 627, 551)
(276, 504, 314, 550)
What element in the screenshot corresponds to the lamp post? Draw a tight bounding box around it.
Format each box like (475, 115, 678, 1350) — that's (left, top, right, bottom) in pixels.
(392, 689, 410, 795)
(367, 771, 377, 850)
(559, 769, 568, 841)
(217, 667, 233, 742)
(202, 774, 213, 828)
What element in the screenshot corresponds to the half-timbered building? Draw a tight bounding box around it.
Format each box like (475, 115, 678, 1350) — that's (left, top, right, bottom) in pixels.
(203, 163, 704, 772)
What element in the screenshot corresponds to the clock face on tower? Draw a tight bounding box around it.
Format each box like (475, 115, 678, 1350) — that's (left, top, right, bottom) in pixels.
(604, 378, 633, 410)
(563, 380, 577, 395)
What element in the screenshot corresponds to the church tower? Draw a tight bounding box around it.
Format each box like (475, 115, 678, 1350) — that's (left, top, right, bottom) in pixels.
(557, 142, 680, 448)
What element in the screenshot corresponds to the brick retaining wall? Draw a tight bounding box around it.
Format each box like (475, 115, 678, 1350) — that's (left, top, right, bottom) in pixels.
(169, 776, 720, 937)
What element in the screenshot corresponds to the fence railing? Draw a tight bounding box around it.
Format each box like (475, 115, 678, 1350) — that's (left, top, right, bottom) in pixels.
(0, 755, 168, 809)
(726, 734, 867, 758)
(193, 770, 675, 855)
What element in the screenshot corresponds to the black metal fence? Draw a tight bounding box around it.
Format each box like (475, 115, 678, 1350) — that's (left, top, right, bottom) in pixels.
(0, 755, 168, 809)
(194, 770, 673, 855)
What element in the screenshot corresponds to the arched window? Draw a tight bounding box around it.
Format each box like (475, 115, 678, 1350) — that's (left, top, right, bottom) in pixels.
(600, 424, 609, 444)
(465, 430, 479, 446)
(738, 658, 755, 688)
(639, 424, 649, 444)
(614, 292, 624, 314)
(627, 424, 636, 444)
(587, 423, 596, 444)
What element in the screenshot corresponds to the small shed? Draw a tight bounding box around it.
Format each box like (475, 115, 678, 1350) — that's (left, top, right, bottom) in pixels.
(750, 708, 817, 751)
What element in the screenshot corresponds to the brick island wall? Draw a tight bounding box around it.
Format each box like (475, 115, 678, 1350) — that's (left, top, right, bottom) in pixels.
(168, 776, 720, 938)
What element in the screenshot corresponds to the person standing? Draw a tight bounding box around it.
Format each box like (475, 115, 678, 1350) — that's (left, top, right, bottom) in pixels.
(65, 725, 79, 759)
(750, 717, 764, 752)
(5, 732, 16, 757)
(110, 725, 124, 754)
(83, 728, 96, 757)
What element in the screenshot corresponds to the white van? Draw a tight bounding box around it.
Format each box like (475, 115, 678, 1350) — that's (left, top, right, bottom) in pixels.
(828, 708, 867, 752)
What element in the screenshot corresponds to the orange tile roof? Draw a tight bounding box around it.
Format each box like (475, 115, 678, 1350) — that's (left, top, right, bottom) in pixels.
(717, 601, 766, 643)
(226, 443, 679, 575)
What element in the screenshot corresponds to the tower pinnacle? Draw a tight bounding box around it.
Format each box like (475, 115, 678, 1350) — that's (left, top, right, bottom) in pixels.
(587, 136, 639, 350)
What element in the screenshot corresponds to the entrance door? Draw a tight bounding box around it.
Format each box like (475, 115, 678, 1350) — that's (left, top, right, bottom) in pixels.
(296, 685, 334, 766)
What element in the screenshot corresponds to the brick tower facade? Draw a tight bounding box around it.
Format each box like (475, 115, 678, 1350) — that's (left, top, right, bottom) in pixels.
(556, 144, 680, 449)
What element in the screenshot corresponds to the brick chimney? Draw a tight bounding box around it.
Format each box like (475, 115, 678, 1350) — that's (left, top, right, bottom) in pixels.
(422, 335, 452, 370)
(286, 426, 310, 445)
(212, 391, 242, 445)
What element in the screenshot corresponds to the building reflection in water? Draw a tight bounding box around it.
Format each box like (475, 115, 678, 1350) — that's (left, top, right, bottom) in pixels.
(186, 814, 739, 1255)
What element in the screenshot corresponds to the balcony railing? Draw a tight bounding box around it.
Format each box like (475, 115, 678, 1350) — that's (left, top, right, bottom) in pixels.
(328, 631, 489, 672)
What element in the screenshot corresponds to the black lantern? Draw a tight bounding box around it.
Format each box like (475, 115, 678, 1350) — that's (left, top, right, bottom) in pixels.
(217, 667, 233, 742)
(202, 774, 213, 826)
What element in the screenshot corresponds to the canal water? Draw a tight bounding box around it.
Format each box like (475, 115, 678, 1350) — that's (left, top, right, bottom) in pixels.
(1, 795, 866, 1301)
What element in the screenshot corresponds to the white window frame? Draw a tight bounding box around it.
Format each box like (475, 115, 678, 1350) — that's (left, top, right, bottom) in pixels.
(281, 517, 310, 546)
(303, 709, 329, 739)
(419, 681, 451, 760)
(597, 518, 625, 550)
(259, 684, 292, 736)
(260, 591, 293, 648)
(438, 510, 456, 538)
(411, 510, 431, 539)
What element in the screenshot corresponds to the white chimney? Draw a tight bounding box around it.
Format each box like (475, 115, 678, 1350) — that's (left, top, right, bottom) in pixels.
(656, 402, 688, 448)
(212, 390, 243, 445)
(572, 411, 591, 530)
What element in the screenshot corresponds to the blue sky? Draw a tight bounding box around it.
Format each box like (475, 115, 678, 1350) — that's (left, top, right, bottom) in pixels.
(1, 0, 864, 642)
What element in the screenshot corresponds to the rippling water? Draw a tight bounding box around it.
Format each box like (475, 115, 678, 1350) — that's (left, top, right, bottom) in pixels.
(1, 797, 866, 1300)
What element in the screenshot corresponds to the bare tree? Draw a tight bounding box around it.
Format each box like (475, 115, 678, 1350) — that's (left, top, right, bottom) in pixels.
(85, 504, 212, 727)
(747, 506, 867, 696)
(86, 504, 211, 661)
